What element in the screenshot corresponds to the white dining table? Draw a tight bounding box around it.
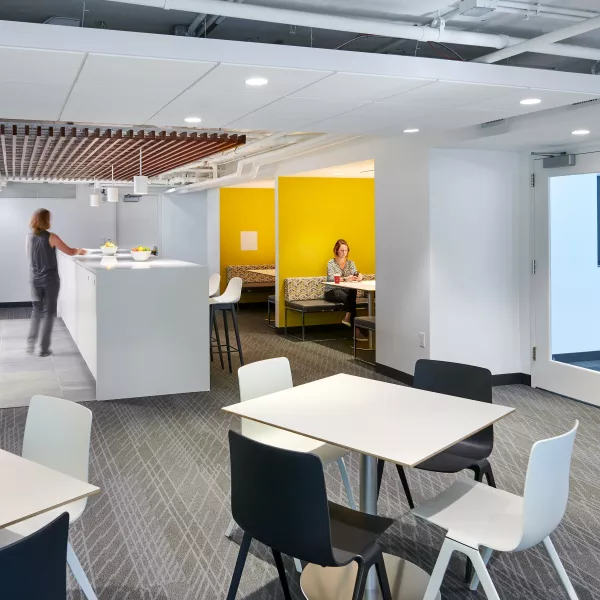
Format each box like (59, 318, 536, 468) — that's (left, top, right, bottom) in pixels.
(0, 449, 100, 530)
(223, 373, 515, 600)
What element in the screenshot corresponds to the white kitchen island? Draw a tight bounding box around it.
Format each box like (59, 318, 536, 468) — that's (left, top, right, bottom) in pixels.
(57, 250, 209, 401)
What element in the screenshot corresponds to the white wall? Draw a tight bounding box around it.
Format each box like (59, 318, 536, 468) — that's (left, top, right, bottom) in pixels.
(0, 184, 116, 302)
(429, 149, 525, 375)
(161, 191, 217, 270)
(206, 189, 220, 277)
(550, 173, 600, 355)
(116, 192, 160, 250)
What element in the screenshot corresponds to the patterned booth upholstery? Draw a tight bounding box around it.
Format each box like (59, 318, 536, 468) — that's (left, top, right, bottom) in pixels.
(283, 274, 374, 340)
(226, 264, 275, 286)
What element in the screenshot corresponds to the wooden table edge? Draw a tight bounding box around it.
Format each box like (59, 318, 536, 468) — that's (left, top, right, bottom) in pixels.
(0, 485, 101, 530)
(222, 405, 515, 468)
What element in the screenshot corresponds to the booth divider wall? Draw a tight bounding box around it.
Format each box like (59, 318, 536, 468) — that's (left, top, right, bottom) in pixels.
(277, 177, 375, 327)
(220, 188, 275, 294)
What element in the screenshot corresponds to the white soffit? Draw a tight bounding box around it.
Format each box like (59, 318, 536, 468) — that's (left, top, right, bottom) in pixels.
(292, 159, 375, 178)
(0, 21, 600, 134)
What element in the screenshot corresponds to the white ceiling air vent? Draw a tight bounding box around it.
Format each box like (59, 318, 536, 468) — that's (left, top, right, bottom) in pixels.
(571, 98, 600, 107)
(481, 118, 507, 128)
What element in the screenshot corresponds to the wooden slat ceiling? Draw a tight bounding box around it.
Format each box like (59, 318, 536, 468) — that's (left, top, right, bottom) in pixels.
(0, 124, 245, 182)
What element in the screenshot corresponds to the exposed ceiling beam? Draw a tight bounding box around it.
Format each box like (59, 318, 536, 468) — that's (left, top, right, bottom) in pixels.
(105, 0, 600, 61)
(474, 14, 600, 64)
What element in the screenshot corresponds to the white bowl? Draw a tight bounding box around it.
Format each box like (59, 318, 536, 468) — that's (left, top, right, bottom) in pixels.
(130, 250, 152, 262)
(101, 245, 118, 256)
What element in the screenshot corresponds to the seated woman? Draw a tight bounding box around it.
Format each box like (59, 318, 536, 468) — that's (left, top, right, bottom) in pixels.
(325, 239, 367, 341)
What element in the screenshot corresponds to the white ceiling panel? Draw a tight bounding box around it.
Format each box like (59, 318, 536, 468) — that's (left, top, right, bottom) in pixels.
(227, 114, 317, 133)
(241, 97, 368, 122)
(310, 103, 428, 134)
(149, 93, 281, 128)
(0, 47, 84, 85)
(75, 54, 215, 88)
(380, 81, 527, 108)
(189, 63, 333, 96)
(464, 89, 600, 116)
(61, 85, 189, 125)
(291, 73, 436, 102)
(0, 82, 71, 121)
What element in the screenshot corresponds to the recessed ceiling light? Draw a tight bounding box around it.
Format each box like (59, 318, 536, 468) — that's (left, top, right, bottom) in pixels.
(520, 98, 542, 105)
(571, 129, 590, 135)
(245, 77, 268, 86)
(403, 128, 420, 133)
(184, 116, 202, 123)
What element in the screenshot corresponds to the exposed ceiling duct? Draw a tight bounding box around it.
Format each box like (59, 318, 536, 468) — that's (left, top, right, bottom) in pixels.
(104, 0, 600, 62)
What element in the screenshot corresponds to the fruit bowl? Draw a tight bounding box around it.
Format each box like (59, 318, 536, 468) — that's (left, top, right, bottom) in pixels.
(101, 244, 118, 256)
(130, 246, 152, 262)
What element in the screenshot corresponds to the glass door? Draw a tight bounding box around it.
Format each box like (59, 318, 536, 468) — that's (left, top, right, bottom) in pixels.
(532, 152, 600, 406)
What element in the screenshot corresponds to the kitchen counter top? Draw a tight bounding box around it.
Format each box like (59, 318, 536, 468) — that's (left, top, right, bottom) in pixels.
(63, 250, 198, 272)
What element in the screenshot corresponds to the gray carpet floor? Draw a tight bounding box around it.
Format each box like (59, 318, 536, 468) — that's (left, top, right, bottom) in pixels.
(0, 306, 597, 600)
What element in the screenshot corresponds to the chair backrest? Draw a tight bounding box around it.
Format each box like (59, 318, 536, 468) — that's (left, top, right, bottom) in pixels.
(516, 421, 578, 551)
(216, 277, 243, 304)
(0, 512, 69, 600)
(413, 359, 493, 453)
(23, 395, 92, 485)
(238, 358, 293, 439)
(229, 430, 336, 566)
(208, 273, 221, 297)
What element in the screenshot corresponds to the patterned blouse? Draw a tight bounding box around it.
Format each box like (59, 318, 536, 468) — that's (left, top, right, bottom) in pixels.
(326, 258, 358, 291)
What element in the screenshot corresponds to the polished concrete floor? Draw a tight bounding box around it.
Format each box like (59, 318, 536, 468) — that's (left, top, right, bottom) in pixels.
(0, 316, 95, 408)
(0, 305, 597, 600)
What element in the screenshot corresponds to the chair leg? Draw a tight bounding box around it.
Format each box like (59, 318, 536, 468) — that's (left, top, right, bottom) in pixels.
(272, 550, 292, 600)
(230, 306, 244, 366)
(464, 543, 501, 600)
(284, 308, 288, 335)
(376, 459, 385, 500)
(543, 536, 580, 600)
(374, 552, 393, 600)
(351, 559, 368, 600)
(213, 308, 224, 370)
(67, 542, 98, 600)
(422, 537, 455, 600)
(222, 309, 233, 373)
(302, 311, 305, 342)
(337, 457, 357, 510)
(469, 546, 493, 591)
(227, 532, 252, 600)
(225, 518, 236, 538)
(294, 558, 303, 573)
(485, 464, 497, 488)
(395, 464, 415, 509)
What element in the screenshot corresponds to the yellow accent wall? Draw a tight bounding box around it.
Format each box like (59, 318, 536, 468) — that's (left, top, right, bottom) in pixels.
(220, 188, 275, 293)
(277, 177, 375, 326)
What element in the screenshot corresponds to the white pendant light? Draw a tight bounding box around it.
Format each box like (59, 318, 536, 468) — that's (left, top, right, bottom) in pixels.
(106, 166, 119, 203)
(90, 181, 101, 207)
(133, 148, 149, 195)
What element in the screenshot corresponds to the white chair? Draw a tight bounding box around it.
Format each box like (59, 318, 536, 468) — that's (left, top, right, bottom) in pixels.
(413, 422, 580, 600)
(210, 277, 244, 373)
(225, 357, 357, 573)
(0, 395, 97, 599)
(209, 272, 221, 298)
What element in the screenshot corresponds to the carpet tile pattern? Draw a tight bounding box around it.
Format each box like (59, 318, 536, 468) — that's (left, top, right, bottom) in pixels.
(0, 306, 596, 599)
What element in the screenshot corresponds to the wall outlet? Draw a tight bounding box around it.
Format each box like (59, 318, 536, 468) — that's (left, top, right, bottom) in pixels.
(419, 332, 426, 348)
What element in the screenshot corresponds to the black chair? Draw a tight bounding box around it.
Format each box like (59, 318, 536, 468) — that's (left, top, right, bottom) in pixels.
(0, 512, 69, 600)
(227, 430, 394, 600)
(377, 359, 495, 510)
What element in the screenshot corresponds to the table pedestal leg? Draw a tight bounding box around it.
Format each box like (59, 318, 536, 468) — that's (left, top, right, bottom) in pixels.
(300, 453, 441, 600)
(367, 292, 374, 350)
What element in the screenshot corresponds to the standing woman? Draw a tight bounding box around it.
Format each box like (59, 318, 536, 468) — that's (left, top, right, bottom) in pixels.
(26, 209, 85, 356)
(325, 239, 366, 340)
